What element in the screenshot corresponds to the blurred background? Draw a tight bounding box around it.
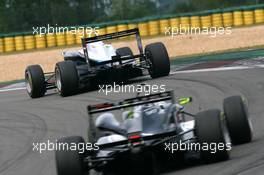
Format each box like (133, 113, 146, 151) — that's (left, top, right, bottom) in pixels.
(1, 0, 264, 33)
(1, 0, 264, 82)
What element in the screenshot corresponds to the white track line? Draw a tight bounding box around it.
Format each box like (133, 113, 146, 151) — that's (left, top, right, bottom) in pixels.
(0, 87, 26, 92)
(171, 65, 264, 74)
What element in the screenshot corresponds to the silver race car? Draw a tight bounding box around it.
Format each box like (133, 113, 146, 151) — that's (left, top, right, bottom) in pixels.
(55, 91, 253, 175)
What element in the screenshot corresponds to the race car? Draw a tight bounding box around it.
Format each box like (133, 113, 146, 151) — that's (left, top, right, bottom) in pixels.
(55, 91, 253, 175)
(25, 28, 170, 98)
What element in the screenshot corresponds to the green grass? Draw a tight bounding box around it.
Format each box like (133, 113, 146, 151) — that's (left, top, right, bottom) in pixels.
(171, 45, 264, 65)
(0, 79, 24, 87)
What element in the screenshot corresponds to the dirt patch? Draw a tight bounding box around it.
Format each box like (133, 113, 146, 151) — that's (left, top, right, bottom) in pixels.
(0, 25, 264, 82)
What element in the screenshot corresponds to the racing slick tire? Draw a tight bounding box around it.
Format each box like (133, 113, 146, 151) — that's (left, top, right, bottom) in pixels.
(25, 65, 46, 98)
(55, 136, 88, 175)
(55, 60, 79, 97)
(195, 109, 230, 163)
(224, 96, 253, 144)
(145, 42, 170, 78)
(116, 47, 133, 57)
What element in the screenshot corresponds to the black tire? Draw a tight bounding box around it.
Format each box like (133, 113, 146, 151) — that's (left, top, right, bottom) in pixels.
(55, 60, 79, 97)
(116, 47, 133, 57)
(224, 96, 252, 144)
(56, 136, 88, 175)
(145, 42, 170, 78)
(195, 109, 230, 163)
(25, 65, 46, 98)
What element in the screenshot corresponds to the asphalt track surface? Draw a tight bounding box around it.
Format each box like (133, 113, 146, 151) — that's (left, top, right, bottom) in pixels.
(0, 67, 264, 175)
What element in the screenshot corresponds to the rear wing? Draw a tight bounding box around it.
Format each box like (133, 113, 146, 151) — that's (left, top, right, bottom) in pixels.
(82, 28, 140, 44)
(87, 90, 175, 115)
(81, 28, 144, 68)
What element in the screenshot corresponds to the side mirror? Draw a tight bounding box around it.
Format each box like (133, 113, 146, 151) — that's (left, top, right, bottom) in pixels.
(178, 97, 192, 105)
(95, 113, 124, 134)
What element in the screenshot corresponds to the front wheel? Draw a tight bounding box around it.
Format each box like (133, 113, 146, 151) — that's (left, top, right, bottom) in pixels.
(224, 96, 253, 144)
(145, 42, 170, 78)
(25, 65, 46, 98)
(116, 47, 133, 57)
(55, 136, 88, 175)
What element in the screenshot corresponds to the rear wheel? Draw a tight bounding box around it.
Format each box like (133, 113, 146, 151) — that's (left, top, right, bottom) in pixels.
(25, 65, 46, 98)
(145, 42, 170, 78)
(55, 60, 79, 97)
(224, 96, 252, 144)
(56, 136, 88, 175)
(195, 109, 230, 163)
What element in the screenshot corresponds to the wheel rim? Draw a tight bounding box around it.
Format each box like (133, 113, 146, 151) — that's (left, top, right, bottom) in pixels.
(25, 71, 32, 94)
(55, 68, 62, 92)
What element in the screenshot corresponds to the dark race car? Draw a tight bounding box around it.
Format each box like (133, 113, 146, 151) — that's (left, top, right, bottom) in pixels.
(55, 91, 253, 175)
(25, 28, 170, 98)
